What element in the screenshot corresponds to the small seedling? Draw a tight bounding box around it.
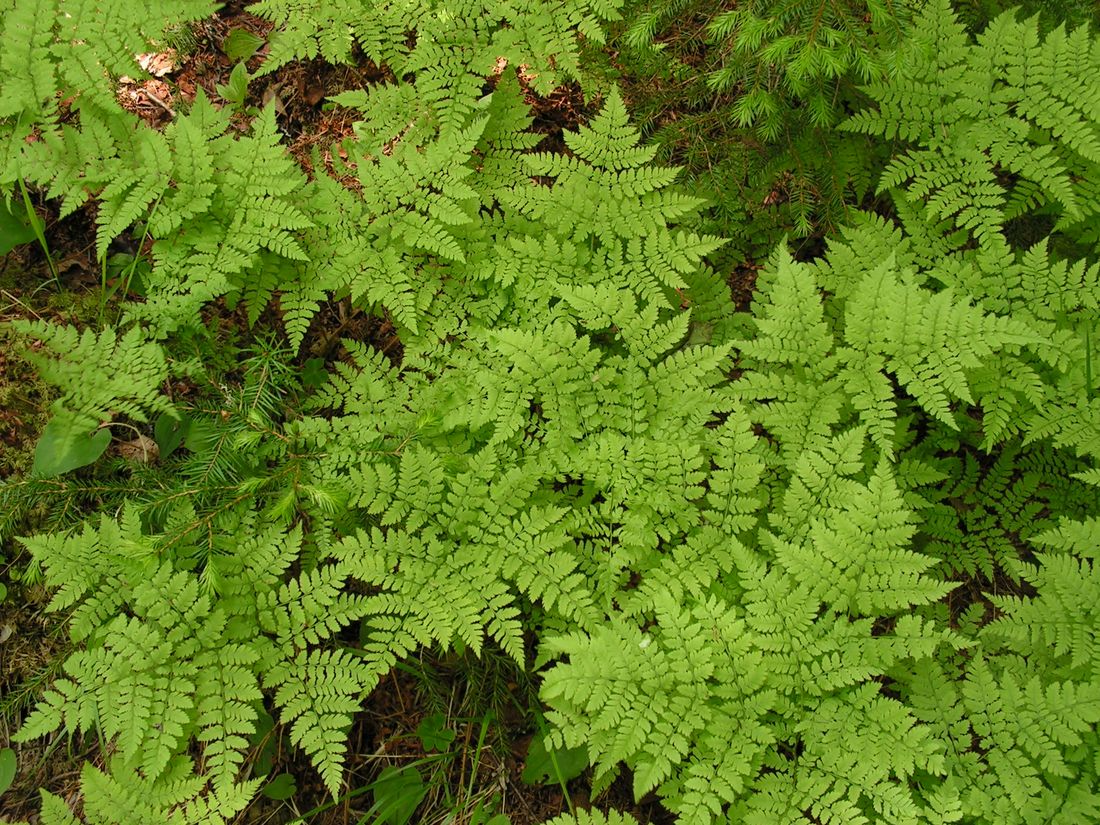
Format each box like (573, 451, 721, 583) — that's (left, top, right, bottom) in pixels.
(262, 773, 297, 801)
(216, 62, 251, 110)
(224, 28, 265, 63)
(415, 713, 456, 752)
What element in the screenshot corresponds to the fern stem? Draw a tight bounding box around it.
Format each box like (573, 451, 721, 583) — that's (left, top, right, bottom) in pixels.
(110, 194, 163, 325)
(1086, 324, 1094, 400)
(534, 709, 576, 817)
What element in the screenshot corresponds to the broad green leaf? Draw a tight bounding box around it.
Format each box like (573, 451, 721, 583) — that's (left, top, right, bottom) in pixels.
(0, 747, 16, 797)
(224, 28, 265, 62)
(302, 357, 328, 389)
(521, 736, 588, 785)
(262, 773, 297, 800)
(154, 412, 190, 459)
(0, 199, 36, 256)
(33, 418, 111, 477)
(372, 766, 426, 825)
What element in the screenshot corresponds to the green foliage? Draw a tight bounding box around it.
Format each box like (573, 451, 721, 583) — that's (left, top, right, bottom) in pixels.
(28, 760, 257, 825)
(13, 507, 366, 797)
(11, 321, 170, 433)
(530, 16, 1100, 813)
(522, 734, 589, 785)
(0, 0, 214, 148)
(0, 196, 36, 255)
(0, 747, 15, 798)
(5, 0, 1100, 823)
(371, 765, 427, 824)
(542, 811, 639, 825)
(625, 0, 915, 136)
(589, 0, 916, 256)
(9, 320, 171, 476)
(845, 0, 1100, 252)
(11, 87, 735, 814)
(249, 0, 623, 98)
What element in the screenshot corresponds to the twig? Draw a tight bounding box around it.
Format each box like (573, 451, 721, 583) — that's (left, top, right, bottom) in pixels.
(0, 288, 43, 320)
(144, 91, 176, 118)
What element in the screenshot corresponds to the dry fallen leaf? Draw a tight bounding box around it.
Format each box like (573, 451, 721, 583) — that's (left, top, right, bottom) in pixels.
(118, 435, 159, 464)
(136, 50, 178, 77)
(262, 83, 287, 115)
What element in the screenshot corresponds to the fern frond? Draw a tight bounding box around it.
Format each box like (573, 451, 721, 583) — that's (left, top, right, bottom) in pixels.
(266, 648, 365, 796)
